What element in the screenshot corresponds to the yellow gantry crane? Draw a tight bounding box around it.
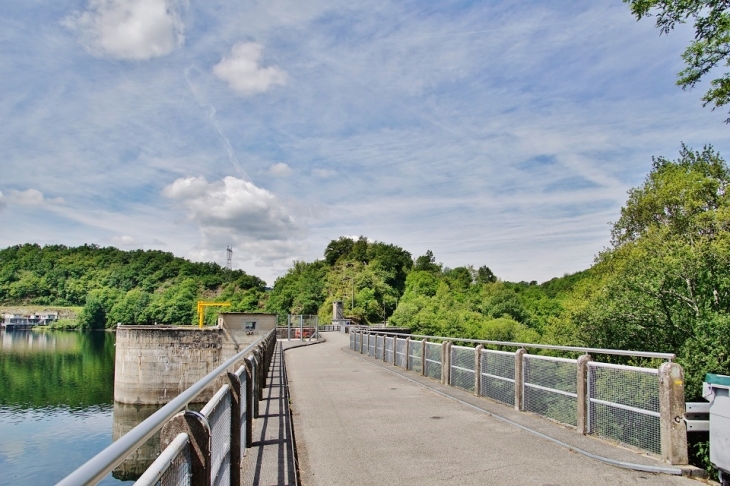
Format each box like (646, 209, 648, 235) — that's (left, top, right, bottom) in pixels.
(197, 301, 231, 328)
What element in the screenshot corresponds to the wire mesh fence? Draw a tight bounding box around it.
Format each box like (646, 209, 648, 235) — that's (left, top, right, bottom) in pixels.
(375, 336, 384, 360)
(201, 387, 232, 486)
(350, 332, 355, 349)
(424, 342, 442, 380)
(450, 346, 476, 392)
(395, 338, 407, 368)
(408, 340, 423, 373)
(523, 355, 578, 426)
(385, 337, 394, 363)
(588, 362, 661, 454)
(480, 349, 515, 406)
(369, 335, 376, 357)
(160, 436, 192, 486)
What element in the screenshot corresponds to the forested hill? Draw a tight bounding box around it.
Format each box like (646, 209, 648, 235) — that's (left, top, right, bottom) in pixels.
(0, 244, 266, 327)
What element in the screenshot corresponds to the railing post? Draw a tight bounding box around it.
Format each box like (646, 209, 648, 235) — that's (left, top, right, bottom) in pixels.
(659, 362, 689, 465)
(391, 337, 397, 365)
(441, 341, 452, 385)
(243, 360, 254, 448)
(514, 348, 526, 411)
(246, 355, 259, 418)
(160, 411, 211, 486)
(404, 337, 411, 370)
(226, 371, 242, 486)
(421, 339, 427, 376)
(474, 345, 484, 397)
(576, 354, 592, 434)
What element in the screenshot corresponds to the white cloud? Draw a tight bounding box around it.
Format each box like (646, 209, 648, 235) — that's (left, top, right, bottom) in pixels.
(7, 189, 64, 207)
(213, 42, 288, 95)
(111, 234, 137, 245)
(268, 162, 292, 177)
(64, 0, 184, 60)
(163, 175, 299, 250)
(312, 168, 335, 178)
(0, 191, 5, 212)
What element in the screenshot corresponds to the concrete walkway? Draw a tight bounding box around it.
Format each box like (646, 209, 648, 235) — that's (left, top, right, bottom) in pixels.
(285, 332, 700, 486)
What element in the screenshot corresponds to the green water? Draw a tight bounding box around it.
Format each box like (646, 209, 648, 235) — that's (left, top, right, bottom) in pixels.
(0, 329, 123, 484)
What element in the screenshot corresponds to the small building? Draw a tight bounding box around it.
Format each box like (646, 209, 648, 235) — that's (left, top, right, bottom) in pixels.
(217, 312, 278, 334)
(2, 312, 58, 328)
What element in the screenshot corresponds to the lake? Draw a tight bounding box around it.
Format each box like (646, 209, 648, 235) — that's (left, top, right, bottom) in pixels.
(0, 329, 141, 485)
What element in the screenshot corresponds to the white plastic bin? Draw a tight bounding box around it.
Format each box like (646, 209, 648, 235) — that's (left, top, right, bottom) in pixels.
(703, 373, 730, 484)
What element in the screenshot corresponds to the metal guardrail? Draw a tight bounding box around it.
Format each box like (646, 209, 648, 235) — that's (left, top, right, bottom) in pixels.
(57, 329, 277, 486)
(352, 329, 688, 466)
(359, 330, 676, 360)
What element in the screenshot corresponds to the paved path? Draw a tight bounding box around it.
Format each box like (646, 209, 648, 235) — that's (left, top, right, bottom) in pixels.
(285, 332, 699, 486)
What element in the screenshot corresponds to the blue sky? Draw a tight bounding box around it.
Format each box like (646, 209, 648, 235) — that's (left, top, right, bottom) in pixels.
(2, 0, 729, 286)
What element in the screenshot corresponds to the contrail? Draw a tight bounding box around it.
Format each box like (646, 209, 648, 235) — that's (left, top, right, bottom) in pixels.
(183, 66, 248, 179)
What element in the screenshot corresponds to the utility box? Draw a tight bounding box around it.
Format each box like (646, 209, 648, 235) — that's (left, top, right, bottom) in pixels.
(703, 373, 730, 484)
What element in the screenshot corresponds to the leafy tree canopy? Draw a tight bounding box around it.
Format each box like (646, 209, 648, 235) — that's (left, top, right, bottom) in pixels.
(625, 0, 730, 121)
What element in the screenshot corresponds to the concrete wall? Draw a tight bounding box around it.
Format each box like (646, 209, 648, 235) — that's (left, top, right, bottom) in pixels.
(217, 313, 278, 332)
(114, 326, 256, 405)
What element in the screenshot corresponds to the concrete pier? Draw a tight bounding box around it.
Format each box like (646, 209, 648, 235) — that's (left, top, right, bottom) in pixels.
(114, 325, 260, 405)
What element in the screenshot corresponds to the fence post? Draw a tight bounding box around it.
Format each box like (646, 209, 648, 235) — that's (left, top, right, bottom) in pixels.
(226, 371, 242, 486)
(474, 345, 484, 397)
(659, 362, 689, 465)
(576, 354, 592, 435)
(391, 337, 397, 366)
(160, 411, 211, 486)
(514, 348, 526, 411)
(404, 337, 411, 370)
(420, 339, 426, 376)
(441, 341, 452, 385)
(246, 355, 259, 418)
(243, 360, 254, 448)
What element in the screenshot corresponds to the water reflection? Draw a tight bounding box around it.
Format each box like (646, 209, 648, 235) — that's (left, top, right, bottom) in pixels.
(0, 329, 120, 484)
(111, 402, 161, 481)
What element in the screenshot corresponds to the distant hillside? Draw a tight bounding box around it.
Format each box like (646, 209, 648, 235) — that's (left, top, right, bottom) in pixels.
(0, 244, 266, 328)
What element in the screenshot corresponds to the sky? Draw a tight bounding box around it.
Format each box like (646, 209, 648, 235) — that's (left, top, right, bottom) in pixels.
(2, 0, 729, 286)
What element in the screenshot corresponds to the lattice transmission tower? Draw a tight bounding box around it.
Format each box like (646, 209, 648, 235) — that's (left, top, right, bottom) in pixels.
(226, 246, 233, 270)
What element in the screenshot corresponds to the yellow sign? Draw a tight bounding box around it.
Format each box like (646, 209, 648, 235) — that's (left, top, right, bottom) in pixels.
(197, 301, 231, 328)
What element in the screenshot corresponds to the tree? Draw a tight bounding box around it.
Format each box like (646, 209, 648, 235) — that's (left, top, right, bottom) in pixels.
(624, 0, 730, 121)
(573, 145, 730, 398)
(324, 237, 355, 265)
(414, 250, 441, 273)
(476, 265, 497, 284)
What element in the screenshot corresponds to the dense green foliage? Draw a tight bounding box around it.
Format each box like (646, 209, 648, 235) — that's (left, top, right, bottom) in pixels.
(625, 0, 730, 121)
(0, 245, 266, 328)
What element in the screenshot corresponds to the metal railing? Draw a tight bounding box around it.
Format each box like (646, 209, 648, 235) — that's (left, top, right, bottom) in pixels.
(58, 329, 277, 486)
(351, 329, 687, 465)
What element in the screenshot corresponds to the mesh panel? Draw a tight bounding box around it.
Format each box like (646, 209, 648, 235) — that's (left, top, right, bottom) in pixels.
(450, 346, 475, 392)
(588, 363, 661, 454)
(395, 338, 407, 368)
(369, 335, 375, 356)
(480, 350, 515, 406)
(385, 337, 394, 363)
(206, 391, 231, 486)
(523, 355, 577, 426)
(424, 342, 442, 380)
(408, 341, 423, 373)
(355, 333, 361, 351)
(350, 332, 355, 349)
(158, 439, 191, 486)
(376, 336, 384, 360)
